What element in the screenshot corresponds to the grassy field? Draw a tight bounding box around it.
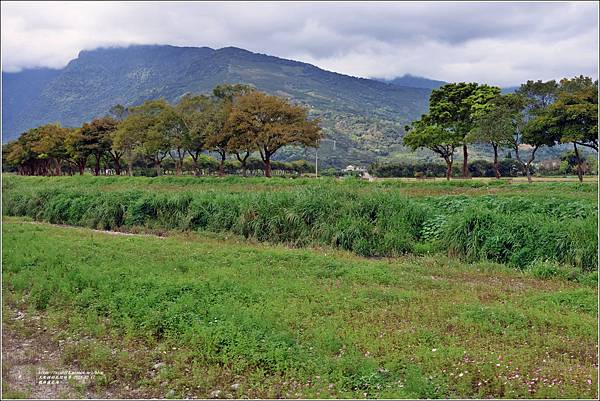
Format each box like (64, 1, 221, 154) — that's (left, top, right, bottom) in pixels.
(3, 175, 597, 272)
(2, 217, 598, 399)
(2, 175, 598, 398)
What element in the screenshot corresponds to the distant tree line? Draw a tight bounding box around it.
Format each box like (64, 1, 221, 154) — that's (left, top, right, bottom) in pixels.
(3, 84, 323, 178)
(369, 150, 597, 179)
(403, 76, 598, 182)
(368, 159, 523, 178)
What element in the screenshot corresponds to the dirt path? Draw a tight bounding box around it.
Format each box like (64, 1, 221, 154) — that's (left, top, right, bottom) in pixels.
(2, 308, 117, 399)
(24, 220, 167, 238)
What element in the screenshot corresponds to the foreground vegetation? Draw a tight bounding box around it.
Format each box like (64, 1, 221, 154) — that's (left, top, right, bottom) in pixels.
(2, 218, 597, 398)
(3, 175, 597, 274)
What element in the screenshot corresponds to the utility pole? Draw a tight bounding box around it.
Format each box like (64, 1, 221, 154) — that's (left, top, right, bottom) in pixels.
(315, 138, 336, 178)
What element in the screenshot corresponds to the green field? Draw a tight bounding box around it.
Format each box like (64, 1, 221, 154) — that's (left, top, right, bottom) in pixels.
(3, 175, 598, 272)
(2, 175, 598, 398)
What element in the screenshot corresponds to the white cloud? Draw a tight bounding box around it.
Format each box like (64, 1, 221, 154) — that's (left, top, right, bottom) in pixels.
(1, 1, 598, 86)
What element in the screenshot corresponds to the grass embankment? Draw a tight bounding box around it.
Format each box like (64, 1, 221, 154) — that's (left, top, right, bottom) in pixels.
(2, 175, 598, 273)
(2, 218, 598, 398)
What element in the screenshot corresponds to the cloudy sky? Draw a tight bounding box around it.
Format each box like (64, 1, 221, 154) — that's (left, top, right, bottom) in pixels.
(2, 1, 598, 86)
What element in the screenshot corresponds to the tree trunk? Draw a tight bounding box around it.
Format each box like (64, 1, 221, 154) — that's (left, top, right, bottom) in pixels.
(236, 152, 250, 177)
(155, 158, 162, 176)
(515, 144, 537, 184)
(94, 154, 101, 176)
(55, 159, 62, 176)
(219, 153, 225, 177)
(189, 153, 200, 176)
(573, 142, 583, 183)
(462, 144, 469, 178)
(78, 162, 85, 175)
(492, 143, 500, 179)
(264, 157, 272, 178)
(445, 158, 452, 181)
(111, 153, 122, 175)
(174, 149, 184, 176)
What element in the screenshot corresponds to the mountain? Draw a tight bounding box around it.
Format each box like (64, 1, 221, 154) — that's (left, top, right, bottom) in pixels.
(378, 74, 447, 90)
(382, 74, 522, 94)
(2, 45, 432, 168)
(501, 86, 519, 94)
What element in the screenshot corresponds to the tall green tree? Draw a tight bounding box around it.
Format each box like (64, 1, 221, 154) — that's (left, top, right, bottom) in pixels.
(5, 124, 70, 176)
(227, 91, 323, 177)
(119, 100, 172, 176)
(77, 117, 118, 176)
(201, 84, 256, 177)
(516, 79, 559, 113)
(428, 83, 500, 178)
(548, 76, 598, 182)
(403, 116, 462, 180)
(66, 128, 90, 175)
(202, 100, 231, 177)
(467, 94, 524, 179)
(31, 123, 71, 176)
(512, 80, 561, 182)
(176, 94, 211, 175)
(157, 105, 188, 176)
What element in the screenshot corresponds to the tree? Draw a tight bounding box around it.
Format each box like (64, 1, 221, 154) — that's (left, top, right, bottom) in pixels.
(428, 83, 500, 178)
(467, 94, 523, 179)
(516, 79, 558, 113)
(121, 100, 172, 176)
(176, 94, 211, 176)
(548, 76, 598, 182)
(225, 115, 256, 177)
(518, 112, 560, 182)
(4, 131, 40, 175)
(202, 99, 231, 177)
(65, 128, 90, 175)
(75, 118, 117, 175)
(227, 91, 323, 177)
(113, 114, 143, 176)
(3, 124, 71, 176)
(30, 123, 70, 176)
(156, 105, 187, 176)
(403, 117, 461, 180)
(513, 80, 561, 183)
(212, 83, 255, 102)
(109, 104, 129, 121)
(207, 84, 256, 177)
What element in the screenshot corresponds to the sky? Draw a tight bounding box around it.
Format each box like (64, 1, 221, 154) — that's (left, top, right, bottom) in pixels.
(1, 1, 598, 86)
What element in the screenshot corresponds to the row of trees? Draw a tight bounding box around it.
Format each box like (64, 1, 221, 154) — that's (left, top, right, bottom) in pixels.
(3, 84, 324, 178)
(368, 150, 596, 178)
(403, 76, 598, 182)
(369, 158, 525, 178)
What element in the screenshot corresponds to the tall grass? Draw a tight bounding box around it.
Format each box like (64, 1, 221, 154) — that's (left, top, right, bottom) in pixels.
(3, 175, 597, 271)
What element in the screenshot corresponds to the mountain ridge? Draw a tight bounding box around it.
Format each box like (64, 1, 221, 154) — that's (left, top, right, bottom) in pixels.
(2, 44, 434, 167)
(377, 74, 447, 90)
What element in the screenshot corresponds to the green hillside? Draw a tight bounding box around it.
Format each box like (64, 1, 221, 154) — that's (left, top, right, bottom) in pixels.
(2, 45, 432, 168)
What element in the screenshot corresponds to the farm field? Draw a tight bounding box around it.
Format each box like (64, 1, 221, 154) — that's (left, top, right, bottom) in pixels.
(1, 175, 598, 399)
